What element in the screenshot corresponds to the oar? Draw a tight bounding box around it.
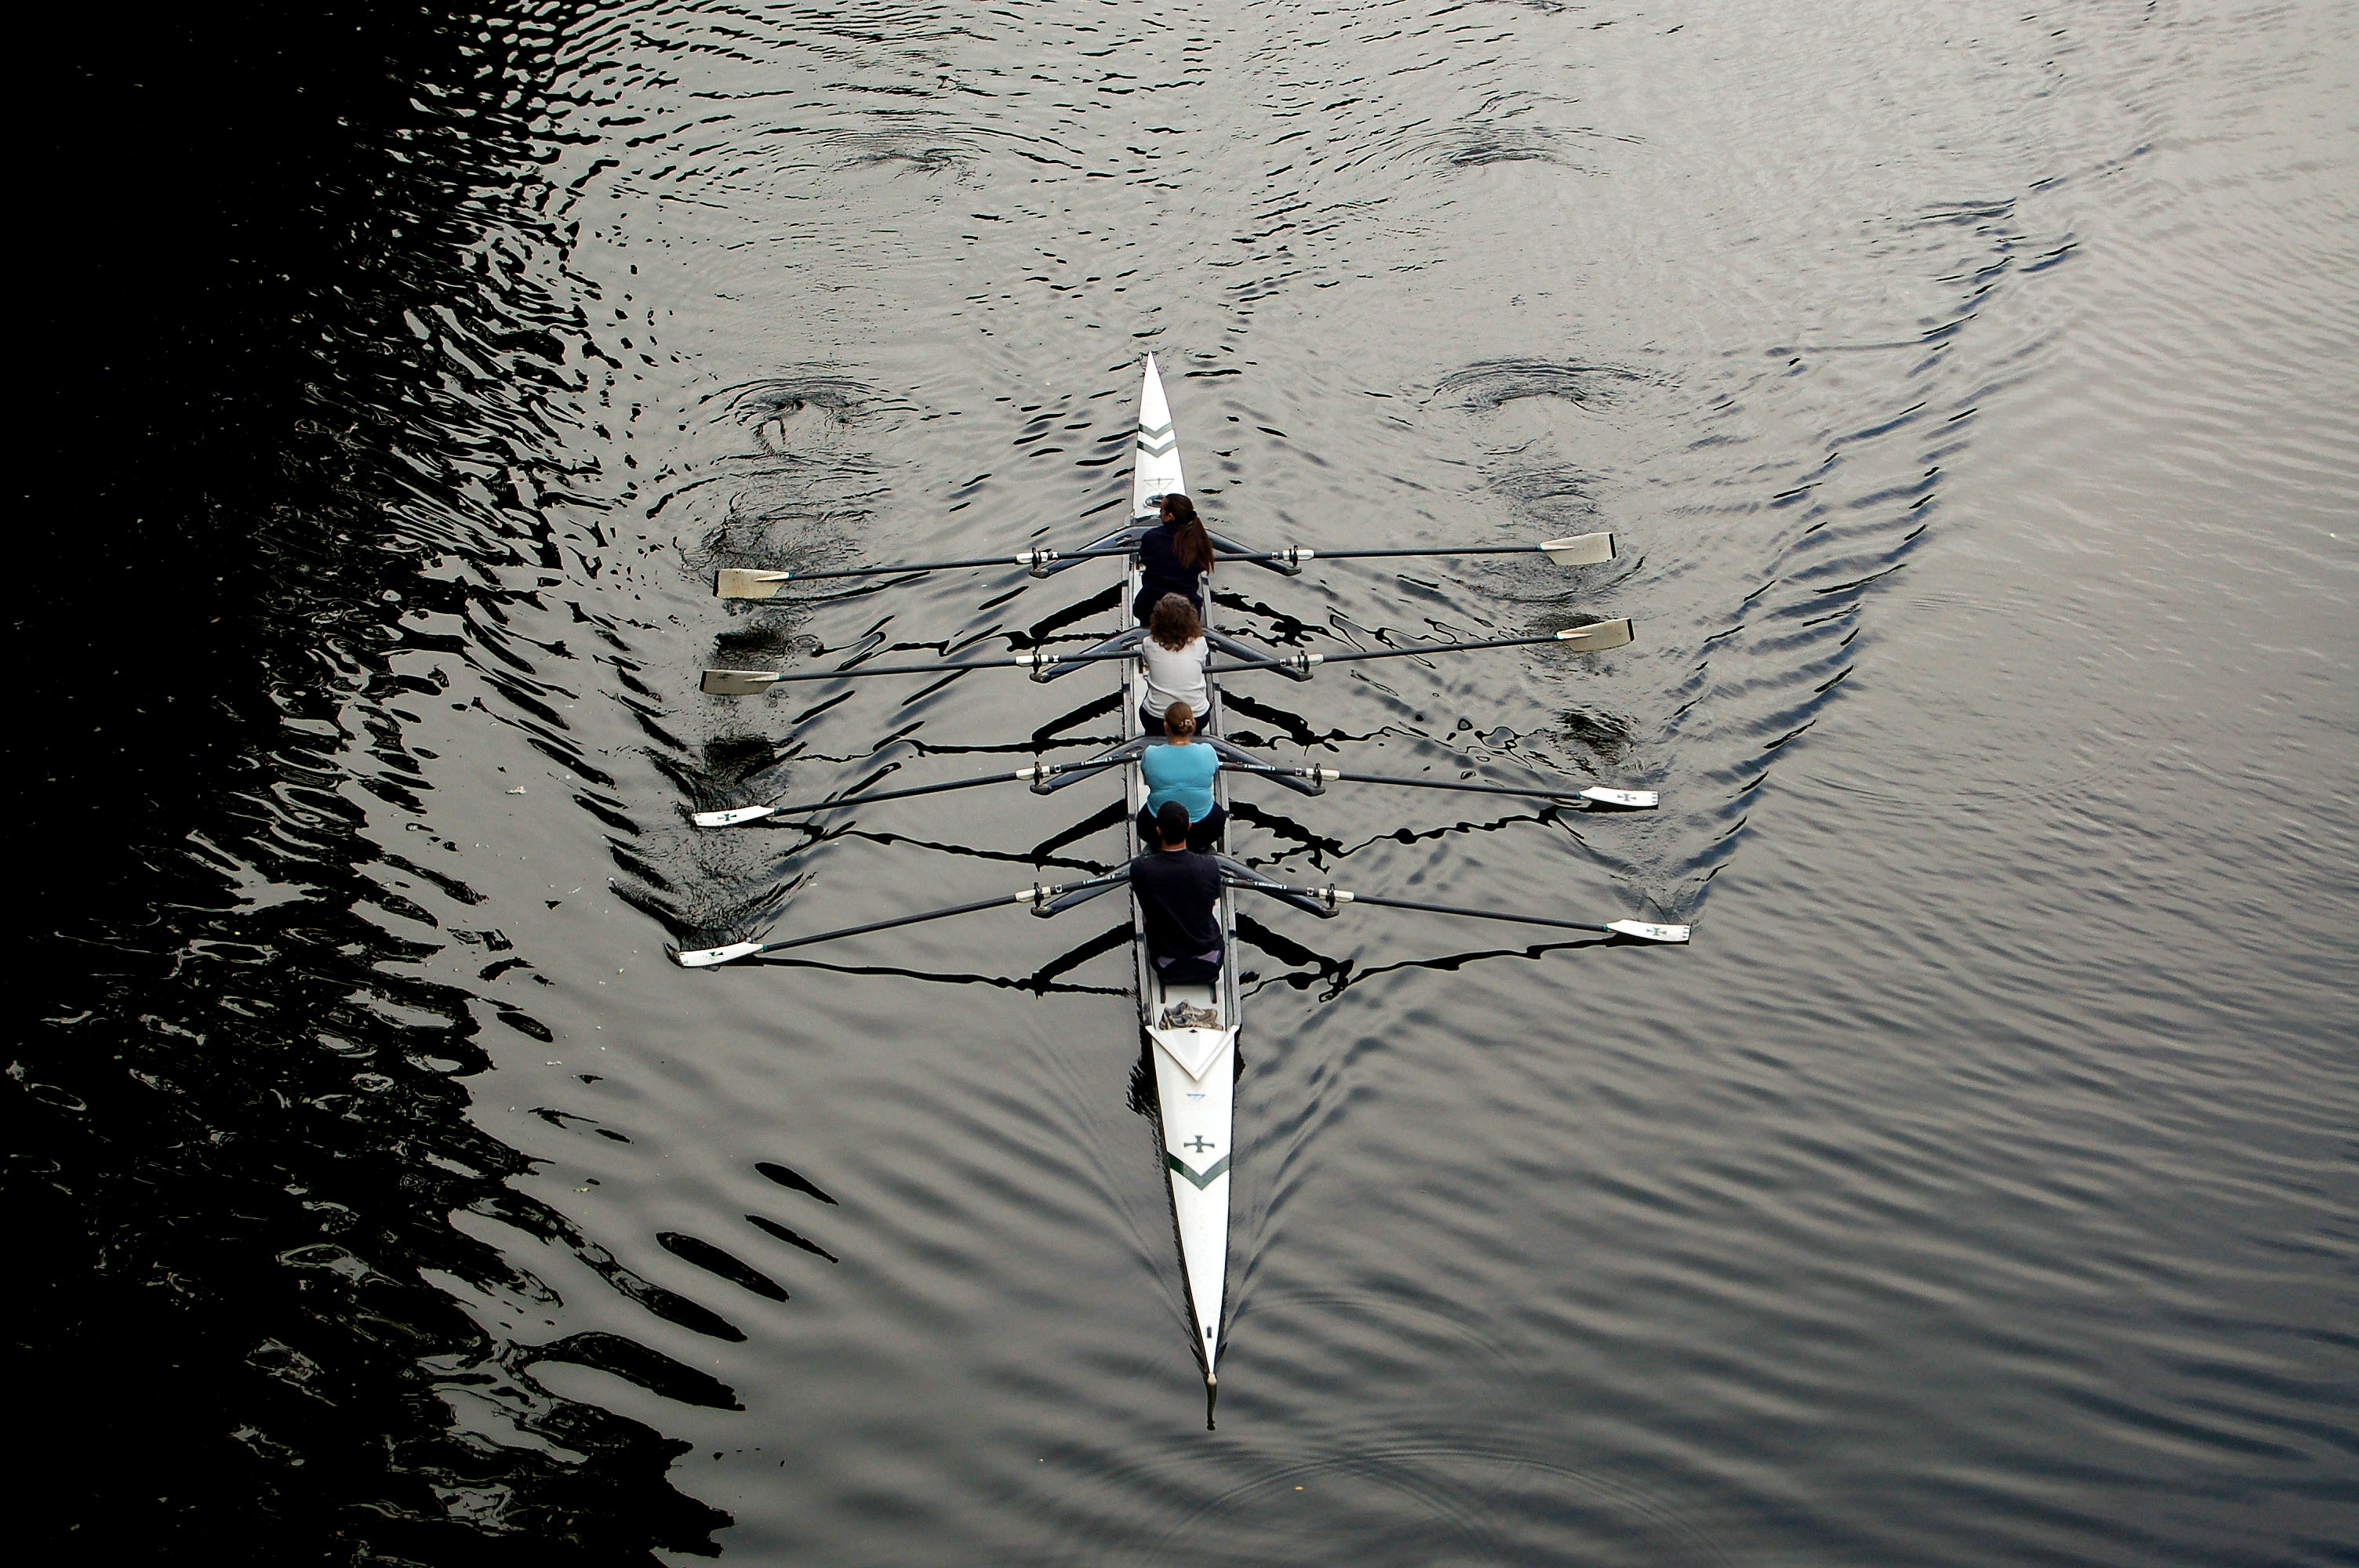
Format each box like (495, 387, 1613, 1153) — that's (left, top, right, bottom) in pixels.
(693, 750, 1136, 829)
(1202, 618, 1634, 678)
(717, 544, 1132, 598)
(720, 531, 1614, 597)
(1201, 629, 1313, 681)
(1029, 626, 1144, 685)
(1220, 761, 1657, 811)
(1203, 738, 1322, 796)
(1223, 873, 1689, 942)
(702, 644, 1138, 695)
(1223, 531, 1616, 572)
(675, 871, 1131, 967)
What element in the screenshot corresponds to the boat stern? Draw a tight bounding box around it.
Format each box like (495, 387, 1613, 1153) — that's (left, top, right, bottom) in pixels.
(1150, 1019, 1237, 1375)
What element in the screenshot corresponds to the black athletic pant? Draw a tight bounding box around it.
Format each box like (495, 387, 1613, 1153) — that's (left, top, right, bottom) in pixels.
(1137, 801, 1227, 854)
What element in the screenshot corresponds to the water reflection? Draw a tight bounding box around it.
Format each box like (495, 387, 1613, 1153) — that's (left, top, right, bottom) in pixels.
(28, 2, 727, 1555)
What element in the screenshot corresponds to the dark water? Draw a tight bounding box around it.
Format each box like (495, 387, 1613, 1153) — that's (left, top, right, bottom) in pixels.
(24, 1, 2356, 1562)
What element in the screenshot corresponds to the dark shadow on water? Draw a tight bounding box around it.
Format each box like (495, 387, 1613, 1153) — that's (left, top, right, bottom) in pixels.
(23, 4, 728, 1559)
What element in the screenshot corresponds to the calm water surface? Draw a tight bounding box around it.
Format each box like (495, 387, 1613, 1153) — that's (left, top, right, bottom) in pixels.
(26, 1, 2356, 1562)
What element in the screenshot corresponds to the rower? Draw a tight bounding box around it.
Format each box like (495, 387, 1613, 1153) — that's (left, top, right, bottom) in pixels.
(1130, 800, 1223, 985)
(1132, 492, 1214, 626)
(1139, 593, 1210, 736)
(1138, 700, 1226, 852)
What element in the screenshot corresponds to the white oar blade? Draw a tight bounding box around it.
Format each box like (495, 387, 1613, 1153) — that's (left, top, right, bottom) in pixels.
(715, 568, 792, 600)
(1605, 919, 1689, 944)
(1539, 531, 1616, 566)
(675, 940, 765, 968)
(701, 668, 781, 695)
(1554, 618, 1634, 652)
(1579, 786, 1659, 809)
(692, 804, 778, 828)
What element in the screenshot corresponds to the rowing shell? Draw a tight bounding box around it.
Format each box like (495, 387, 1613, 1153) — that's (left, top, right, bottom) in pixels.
(1122, 355, 1237, 1403)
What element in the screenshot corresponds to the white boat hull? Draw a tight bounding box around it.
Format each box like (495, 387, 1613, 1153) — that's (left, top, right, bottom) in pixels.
(1124, 355, 1238, 1385)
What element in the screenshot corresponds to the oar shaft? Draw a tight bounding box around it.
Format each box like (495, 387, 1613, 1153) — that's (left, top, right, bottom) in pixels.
(759, 895, 1020, 953)
(755, 872, 1129, 955)
(1201, 629, 1309, 681)
(1310, 633, 1559, 666)
(767, 768, 1034, 817)
(767, 645, 1137, 684)
(786, 755, 1128, 815)
(787, 556, 1034, 581)
(1338, 893, 1610, 934)
(1201, 633, 1550, 676)
(1227, 545, 1530, 562)
(720, 543, 1132, 591)
(1223, 877, 1608, 935)
(1202, 619, 1632, 677)
(1223, 764, 1580, 804)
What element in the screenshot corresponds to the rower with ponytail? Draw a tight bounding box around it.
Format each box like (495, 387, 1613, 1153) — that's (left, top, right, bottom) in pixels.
(1132, 492, 1215, 626)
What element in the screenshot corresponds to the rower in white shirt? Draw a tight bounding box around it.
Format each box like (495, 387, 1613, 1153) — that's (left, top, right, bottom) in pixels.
(1139, 593, 1209, 736)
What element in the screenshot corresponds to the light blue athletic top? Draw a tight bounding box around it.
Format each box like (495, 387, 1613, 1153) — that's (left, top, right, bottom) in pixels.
(1140, 739, 1219, 822)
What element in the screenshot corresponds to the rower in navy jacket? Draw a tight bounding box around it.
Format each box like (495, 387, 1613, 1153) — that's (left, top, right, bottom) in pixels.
(1129, 800, 1224, 985)
(1132, 492, 1215, 626)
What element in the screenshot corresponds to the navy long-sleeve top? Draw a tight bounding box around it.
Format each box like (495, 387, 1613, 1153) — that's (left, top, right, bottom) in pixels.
(1129, 844, 1222, 960)
(1133, 522, 1205, 622)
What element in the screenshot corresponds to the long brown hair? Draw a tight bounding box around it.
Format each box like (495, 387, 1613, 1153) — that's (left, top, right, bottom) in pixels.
(1159, 493, 1214, 575)
(1163, 701, 1196, 739)
(1149, 593, 1202, 652)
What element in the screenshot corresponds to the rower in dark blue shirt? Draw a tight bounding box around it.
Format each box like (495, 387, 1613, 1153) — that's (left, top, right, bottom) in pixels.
(1132, 492, 1215, 626)
(1129, 800, 1223, 984)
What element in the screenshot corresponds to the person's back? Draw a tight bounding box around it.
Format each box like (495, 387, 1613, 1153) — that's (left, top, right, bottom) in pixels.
(1139, 595, 1209, 731)
(1130, 801, 1223, 982)
(1136, 701, 1227, 851)
(1134, 492, 1212, 624)
(1140, 734, 1218, 822)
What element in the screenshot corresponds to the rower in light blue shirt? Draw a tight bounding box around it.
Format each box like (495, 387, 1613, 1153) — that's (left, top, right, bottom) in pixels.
(1137, 701, 1228, 852)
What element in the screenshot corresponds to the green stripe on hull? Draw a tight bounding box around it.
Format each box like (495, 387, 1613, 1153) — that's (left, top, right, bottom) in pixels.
(1166, 1152, 1231, 1189)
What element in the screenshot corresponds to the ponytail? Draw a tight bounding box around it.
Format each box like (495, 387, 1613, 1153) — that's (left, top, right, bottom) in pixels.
(1161, 493, 1215, 576)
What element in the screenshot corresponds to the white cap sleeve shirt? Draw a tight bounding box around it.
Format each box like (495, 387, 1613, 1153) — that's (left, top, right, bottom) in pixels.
(1140, 634, 1209, 720)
